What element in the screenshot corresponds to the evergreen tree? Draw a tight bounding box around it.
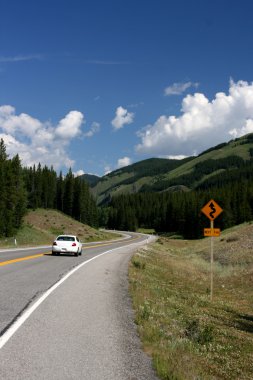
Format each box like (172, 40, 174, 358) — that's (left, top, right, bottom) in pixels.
(63, 168, 74, 216)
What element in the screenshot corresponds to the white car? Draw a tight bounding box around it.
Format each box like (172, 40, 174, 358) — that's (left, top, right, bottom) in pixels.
(52, 235, 82, 256)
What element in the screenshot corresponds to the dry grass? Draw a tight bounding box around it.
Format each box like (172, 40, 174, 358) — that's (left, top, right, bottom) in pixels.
(0, 209, 119, 248)
(129, 223, 253, 379)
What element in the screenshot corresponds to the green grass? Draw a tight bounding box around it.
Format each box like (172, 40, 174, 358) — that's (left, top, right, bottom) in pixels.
(0, 224, 54, 248)
(129, 223, 253, 379)
(164, 142, 252, 181)
(137, 228, 156, 234)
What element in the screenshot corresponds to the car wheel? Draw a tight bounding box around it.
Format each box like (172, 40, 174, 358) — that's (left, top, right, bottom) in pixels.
(75, 251, 79, 257)
(79, 249, 82, 256)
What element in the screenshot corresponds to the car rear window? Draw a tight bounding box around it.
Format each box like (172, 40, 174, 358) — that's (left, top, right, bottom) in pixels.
(57, 236, 75, 241)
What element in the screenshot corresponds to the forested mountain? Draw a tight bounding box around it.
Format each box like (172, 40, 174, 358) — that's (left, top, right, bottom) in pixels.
(97, 133, 253, 238)
(91, 133, 253, 205)
(91, 157, 193, 205)
(81, 173, 101, 187)
(0, 139, 98, 237)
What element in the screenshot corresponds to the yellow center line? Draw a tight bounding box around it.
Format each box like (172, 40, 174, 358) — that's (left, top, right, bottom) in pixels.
(0, 236, 140, 267)
(0, 254, 44, 267)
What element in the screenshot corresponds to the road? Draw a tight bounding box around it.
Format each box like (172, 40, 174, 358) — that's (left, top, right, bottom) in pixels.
(0, 233, 158, 380)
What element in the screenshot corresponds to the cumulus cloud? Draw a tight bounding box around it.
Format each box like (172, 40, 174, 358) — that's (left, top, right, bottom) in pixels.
(164, 81, 199, 96)
(84, 122, 100, 137)
(117, 156, 132, 168)
(0, 106, 85, 169)
(136, 80, 253, 157)
(111, 106, 134, 130)
(55, 110, 84, 138)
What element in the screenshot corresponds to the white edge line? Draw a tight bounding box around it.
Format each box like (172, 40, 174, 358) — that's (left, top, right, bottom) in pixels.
(0, 238, 147, 350)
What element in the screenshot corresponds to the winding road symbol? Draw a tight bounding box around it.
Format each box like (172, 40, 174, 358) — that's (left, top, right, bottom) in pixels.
(201, 199, 223, 221)
(209, 202, 216, 219)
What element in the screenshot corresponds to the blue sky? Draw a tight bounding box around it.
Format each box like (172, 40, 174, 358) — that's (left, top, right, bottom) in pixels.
(1, 0, 253, 176)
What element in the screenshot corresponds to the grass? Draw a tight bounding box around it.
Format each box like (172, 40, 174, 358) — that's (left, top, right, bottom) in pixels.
(0, 208, 120, 248)
(164, 142, 252, 181)
(137, 228, 156, 234)
(129, 223, 253, 379)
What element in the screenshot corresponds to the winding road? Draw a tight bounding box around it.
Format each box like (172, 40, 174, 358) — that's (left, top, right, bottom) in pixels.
(0, 233, 158, 380)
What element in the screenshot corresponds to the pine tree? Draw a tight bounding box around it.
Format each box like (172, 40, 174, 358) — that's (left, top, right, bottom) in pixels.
(63, 168, 74, 216)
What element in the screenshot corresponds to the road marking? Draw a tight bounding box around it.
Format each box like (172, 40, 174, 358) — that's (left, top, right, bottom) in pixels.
(0, 236, 148, 349)
(0, 254, 44, 267)
(0, 237, 140, 267)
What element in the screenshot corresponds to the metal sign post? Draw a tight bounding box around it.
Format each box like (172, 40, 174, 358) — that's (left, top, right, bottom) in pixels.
(201, 199, 223, 301)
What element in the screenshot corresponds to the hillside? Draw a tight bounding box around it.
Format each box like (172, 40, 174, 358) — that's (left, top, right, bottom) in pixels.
(0, 209, 119, 248)
(90, 134, 253, 205)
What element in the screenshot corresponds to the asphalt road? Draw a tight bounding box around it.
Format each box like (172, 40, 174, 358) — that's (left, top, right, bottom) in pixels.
(0, 233, 158, 380)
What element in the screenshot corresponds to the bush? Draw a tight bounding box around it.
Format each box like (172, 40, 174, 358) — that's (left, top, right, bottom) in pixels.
(184, 319, 214, 344)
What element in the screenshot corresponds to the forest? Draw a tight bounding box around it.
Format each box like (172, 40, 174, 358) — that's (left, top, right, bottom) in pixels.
(0, 139, 98, 237)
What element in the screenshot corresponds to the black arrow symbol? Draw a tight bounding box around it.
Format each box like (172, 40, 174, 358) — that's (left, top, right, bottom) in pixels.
(209, 202, 216, 219)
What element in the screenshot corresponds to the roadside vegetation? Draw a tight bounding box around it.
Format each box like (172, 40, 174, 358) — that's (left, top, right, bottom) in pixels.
(129, 222, 253, 379)
(0, 138, 98, 239)
(0, 209, 119, 248)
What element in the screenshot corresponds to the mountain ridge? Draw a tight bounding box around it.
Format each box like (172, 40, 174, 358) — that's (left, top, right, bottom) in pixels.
(81, 133, 253, 205)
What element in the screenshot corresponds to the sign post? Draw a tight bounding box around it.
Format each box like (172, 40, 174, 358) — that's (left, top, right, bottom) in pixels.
(201, 199, 223, 301)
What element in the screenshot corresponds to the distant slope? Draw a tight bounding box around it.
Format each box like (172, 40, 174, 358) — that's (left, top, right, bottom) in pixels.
(91, 157, 193, 204)
(91, 133, 253, 205)
(144, 134, 253, 192)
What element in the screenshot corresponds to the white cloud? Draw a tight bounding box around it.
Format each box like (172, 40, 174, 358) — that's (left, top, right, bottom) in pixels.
(161, 155, 189, 160)
(0, 54, 43, 63)
(0, 105, 42, 137)
(164, 81, 199, 96)
(111, 106, 134, 130)
(73, 169, 85, 177)
(136, 80, 253, 157)
(117, 156, 132, 168)
(55, 110, 84, 139)
(84, 122, 100, 137)
(104, 165, 112, 175)
(0, 106, 85, 169)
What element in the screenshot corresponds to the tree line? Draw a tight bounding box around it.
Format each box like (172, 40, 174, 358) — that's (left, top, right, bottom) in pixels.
(0, 139, 98, 237)
(0, 140, 27, 237)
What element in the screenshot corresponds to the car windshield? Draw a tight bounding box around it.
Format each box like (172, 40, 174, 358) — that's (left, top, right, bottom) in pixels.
(57, 236, 75, 241)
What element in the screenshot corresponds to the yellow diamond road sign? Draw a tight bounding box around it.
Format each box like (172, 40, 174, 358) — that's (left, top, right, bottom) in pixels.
(201, 199, 223, 221)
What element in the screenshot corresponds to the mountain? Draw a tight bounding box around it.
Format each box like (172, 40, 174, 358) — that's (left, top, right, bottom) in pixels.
(80, 173, 101, 187)
(90, 133, 253, 205)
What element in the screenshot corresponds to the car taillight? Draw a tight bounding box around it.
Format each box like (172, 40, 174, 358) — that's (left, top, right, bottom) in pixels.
(72, 242, 77, 246)
(53, 242, 57, 246)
